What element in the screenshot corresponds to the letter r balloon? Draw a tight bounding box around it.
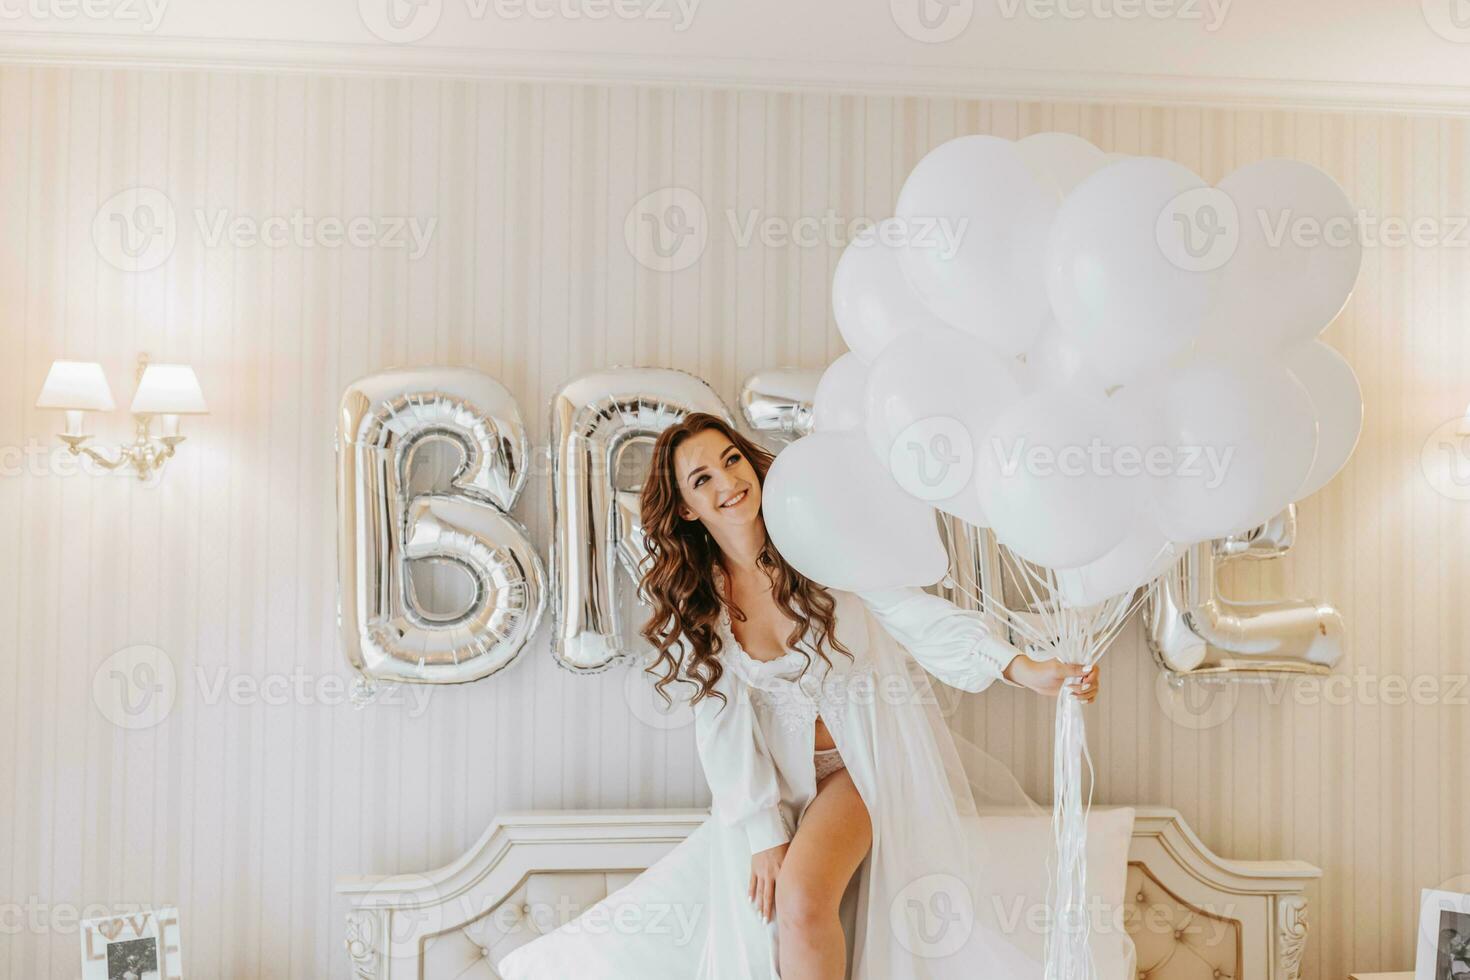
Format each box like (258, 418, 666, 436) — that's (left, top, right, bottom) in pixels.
(548, 367, 735, 672)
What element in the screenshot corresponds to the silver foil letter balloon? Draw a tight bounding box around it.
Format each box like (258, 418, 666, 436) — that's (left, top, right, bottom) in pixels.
(337, 368, 545, 688)
(1144, 505, 1344, 678)
(738, 368, 821, 445)
(549, 367, 734, 672)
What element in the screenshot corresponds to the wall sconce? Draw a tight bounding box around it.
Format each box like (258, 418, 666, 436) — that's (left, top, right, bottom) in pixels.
(36, 354, 208, 481)
(1460, 401, 1470, 435)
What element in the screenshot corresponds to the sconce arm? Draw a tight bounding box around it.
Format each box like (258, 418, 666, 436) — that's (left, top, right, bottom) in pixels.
(58, 435, 127, 471)
(57, 426, 185, 480)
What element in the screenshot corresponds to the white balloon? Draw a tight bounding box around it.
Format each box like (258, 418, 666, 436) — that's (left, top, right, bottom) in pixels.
(1054, 523, 1179, 607)
(832, 219, 950, 362)
(1046, 157, 1220, 385)
(1015, 132, 1110, 201)
(974, 389, 1135, 569)
(864, 327, 1023, 526)
(1100, 378, 1171, 518)
(763, 431, 949, 591)
(1198, 159, 1362, 352)
(1282, 339, 1363, 498)
(812, 352, 870, 432)
(896, 136, 1057, 356)
(1144, 355, 1318, 543)
(1018, 316, 1099, 393)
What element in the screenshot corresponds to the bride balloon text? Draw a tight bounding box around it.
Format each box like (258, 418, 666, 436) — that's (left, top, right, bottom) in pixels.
(338, 366, 738, 691)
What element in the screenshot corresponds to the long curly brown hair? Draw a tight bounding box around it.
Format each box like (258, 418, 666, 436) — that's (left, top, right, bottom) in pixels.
(638, 413, 850, 709)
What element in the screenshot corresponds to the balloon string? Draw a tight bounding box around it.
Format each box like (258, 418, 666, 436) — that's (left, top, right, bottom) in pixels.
(936, 521, 1051, 648)
(939, 532, 1160, 658)
(936, 526, 1169, 980)
(1046, 690, 1097, 980)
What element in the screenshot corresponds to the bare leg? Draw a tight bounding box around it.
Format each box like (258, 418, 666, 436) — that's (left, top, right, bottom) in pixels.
(775, 768, 872, 980)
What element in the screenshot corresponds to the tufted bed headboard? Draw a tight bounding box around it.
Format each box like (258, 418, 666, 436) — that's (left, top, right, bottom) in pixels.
(337, 807, 1318, 980)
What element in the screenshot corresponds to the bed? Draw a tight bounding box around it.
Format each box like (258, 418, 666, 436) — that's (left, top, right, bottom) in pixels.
(337, 806, 1319, 980)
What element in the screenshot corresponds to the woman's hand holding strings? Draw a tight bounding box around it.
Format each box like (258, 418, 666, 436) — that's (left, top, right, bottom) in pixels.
(1004, 656, 1101, 704)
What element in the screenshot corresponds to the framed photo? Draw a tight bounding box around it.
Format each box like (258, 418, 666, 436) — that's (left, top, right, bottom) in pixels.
(1416, 889, 1470, 980)
(79, 907, 183, 980)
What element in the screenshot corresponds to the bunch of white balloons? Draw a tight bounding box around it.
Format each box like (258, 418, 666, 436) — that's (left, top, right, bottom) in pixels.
(765, 133, 1365, 605)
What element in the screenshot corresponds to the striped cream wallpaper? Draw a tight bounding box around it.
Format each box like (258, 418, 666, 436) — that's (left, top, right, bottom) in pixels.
(1, 66, 1467, 979)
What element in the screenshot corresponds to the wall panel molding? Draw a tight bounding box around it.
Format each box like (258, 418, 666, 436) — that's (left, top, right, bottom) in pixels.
(2, 30, 1470, 116)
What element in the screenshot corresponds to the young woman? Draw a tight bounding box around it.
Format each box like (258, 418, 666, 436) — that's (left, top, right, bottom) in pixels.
(501, 412, 1097, 980)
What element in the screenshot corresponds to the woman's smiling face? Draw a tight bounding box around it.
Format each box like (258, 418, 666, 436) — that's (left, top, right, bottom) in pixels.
(672, 428, 762, 530)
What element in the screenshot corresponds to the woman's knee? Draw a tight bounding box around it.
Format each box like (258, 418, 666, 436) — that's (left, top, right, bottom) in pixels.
(775, 869, 840, 933)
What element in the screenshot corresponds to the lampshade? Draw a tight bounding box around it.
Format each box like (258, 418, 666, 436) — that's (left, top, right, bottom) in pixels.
(131, 364, 208, 415)
(1460, 401, 1470, 436)
(36, 361, 115, 411)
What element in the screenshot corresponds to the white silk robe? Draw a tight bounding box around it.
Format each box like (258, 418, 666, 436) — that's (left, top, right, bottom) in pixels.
(499, 580, 1043, 980)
